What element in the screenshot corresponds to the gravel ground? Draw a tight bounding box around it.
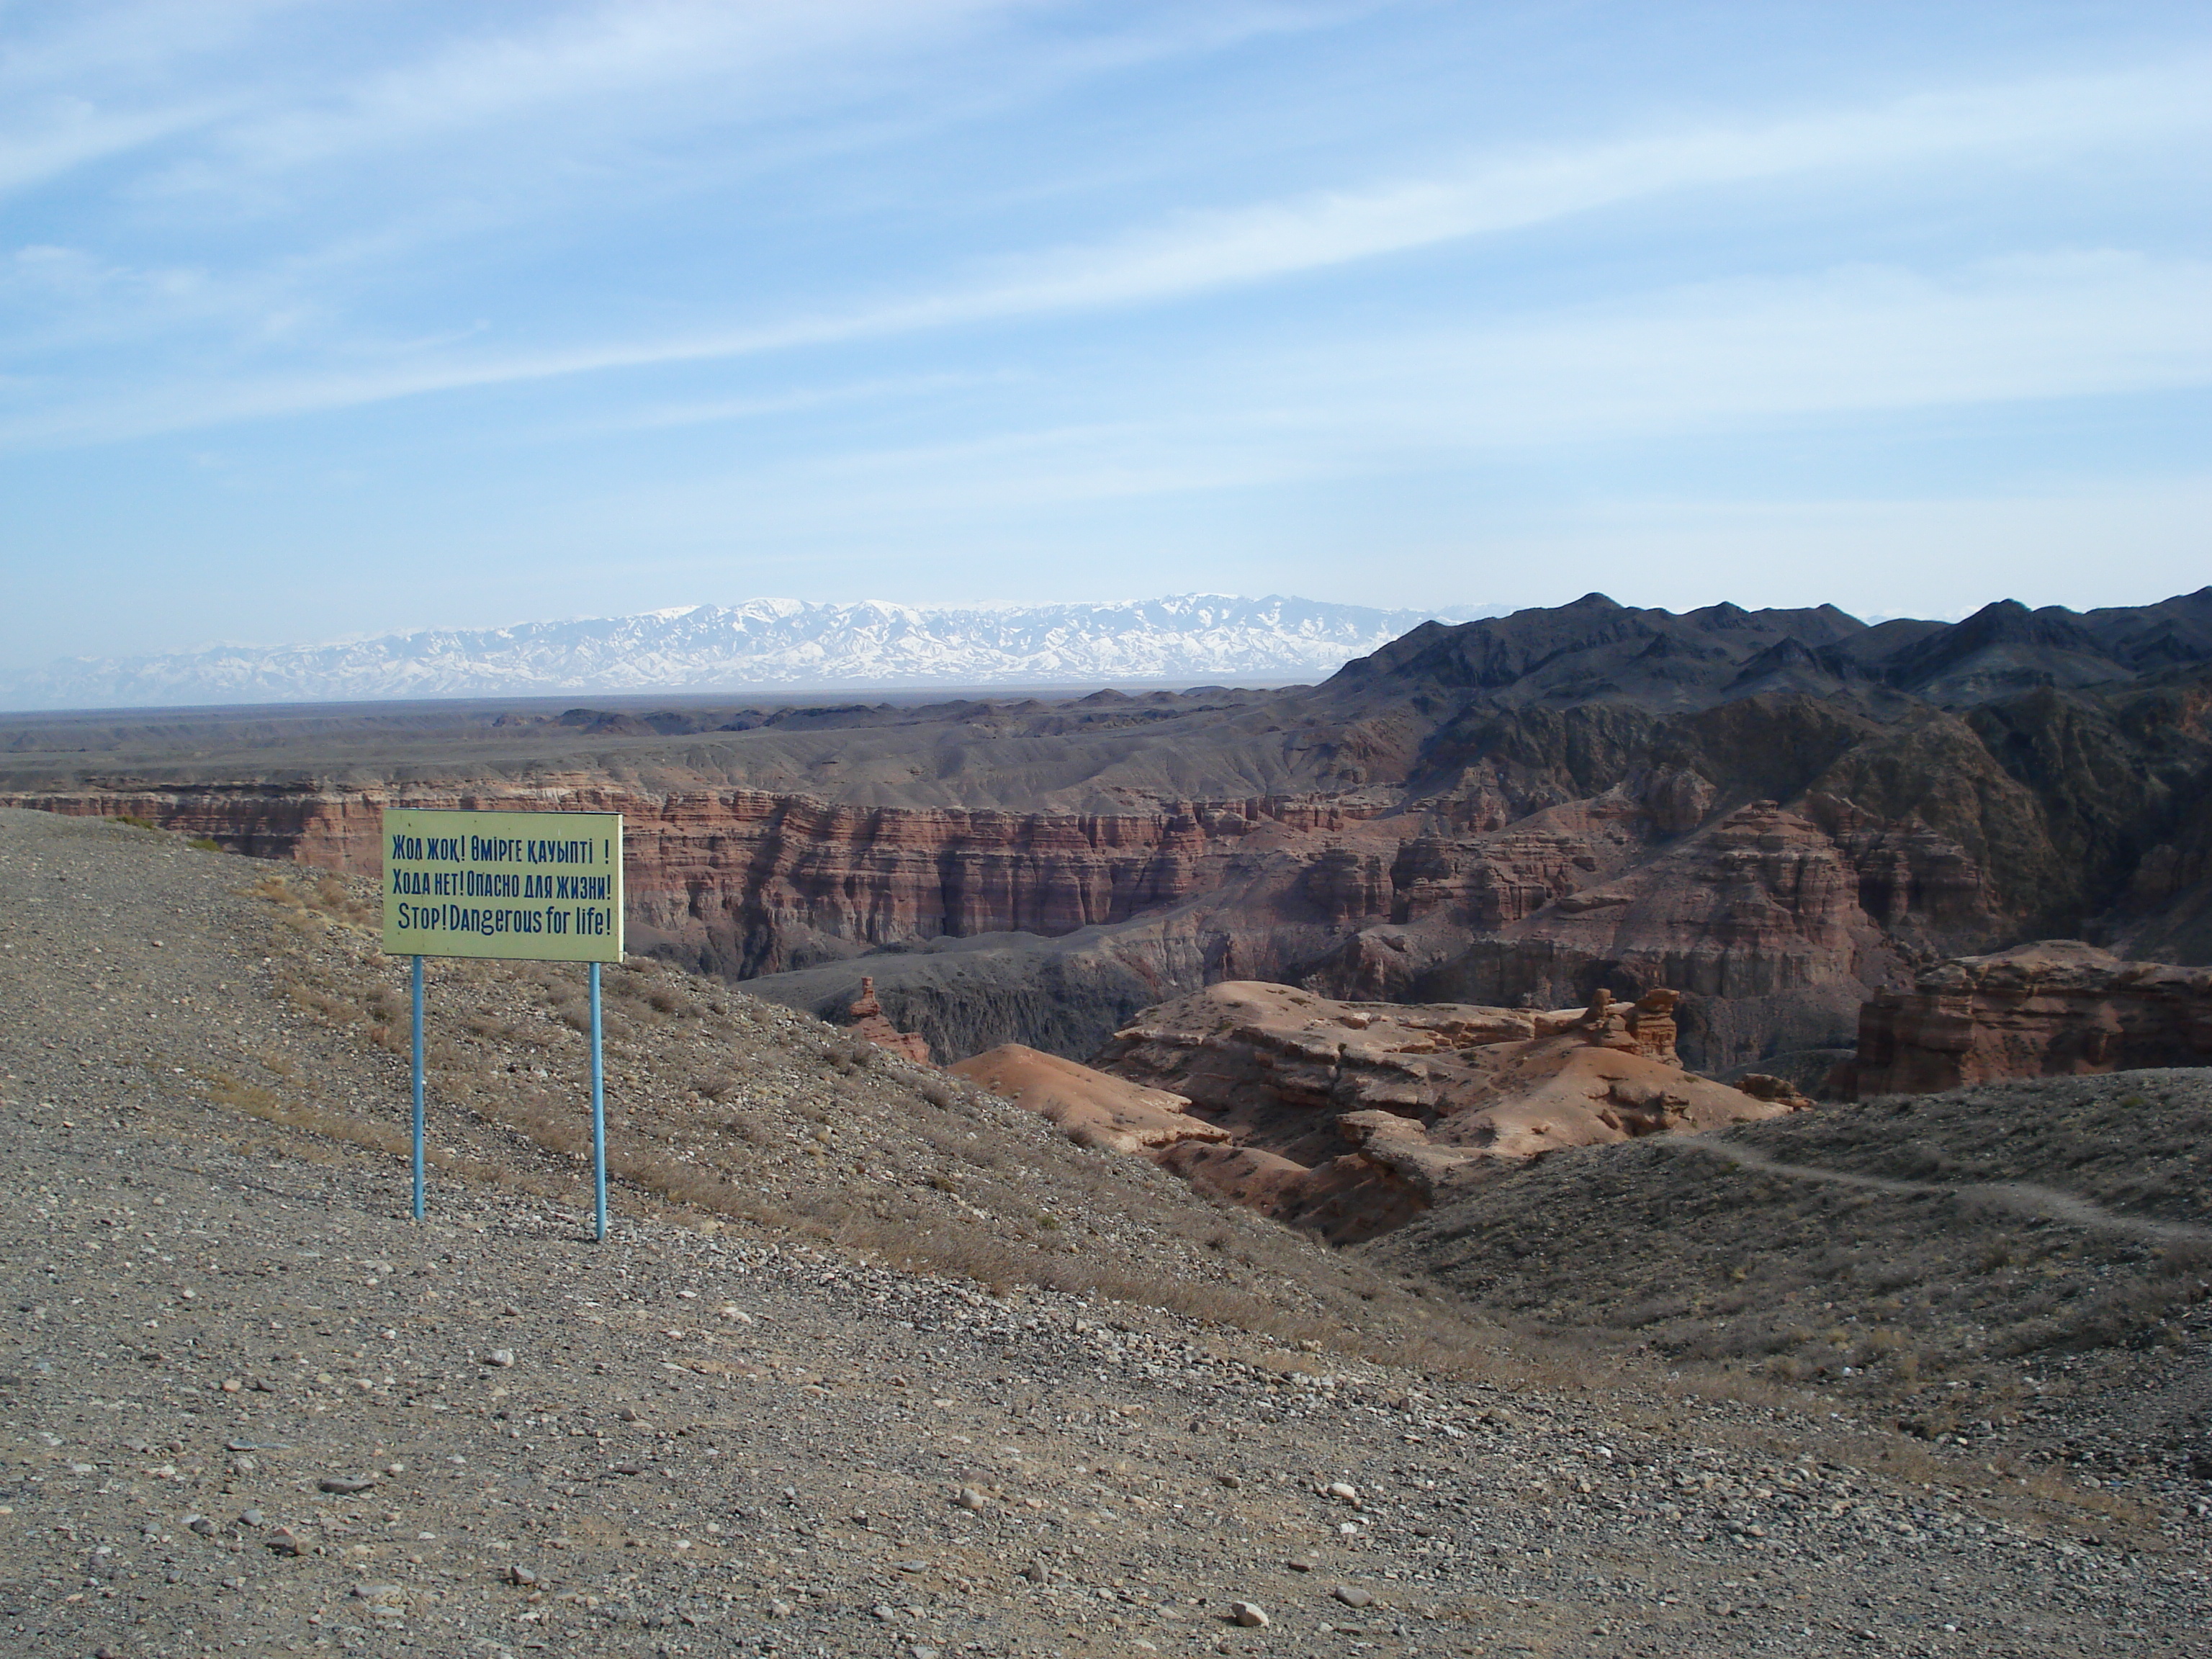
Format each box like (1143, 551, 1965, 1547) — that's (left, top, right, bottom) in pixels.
(1, 806, 2207, 1658)
(1366, 1072, 2212, 1489)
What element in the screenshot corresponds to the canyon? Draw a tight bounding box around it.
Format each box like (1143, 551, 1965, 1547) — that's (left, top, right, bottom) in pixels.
(5, 588, 2209, 1082)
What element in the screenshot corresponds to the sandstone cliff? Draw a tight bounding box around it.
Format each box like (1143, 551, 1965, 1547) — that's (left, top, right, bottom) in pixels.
(1843, 941, 2212, 1095)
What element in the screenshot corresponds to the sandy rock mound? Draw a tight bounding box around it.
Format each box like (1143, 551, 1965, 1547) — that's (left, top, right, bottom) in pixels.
(1092, 981, 1799, 1240)
(949, 1043, 1228, 1155)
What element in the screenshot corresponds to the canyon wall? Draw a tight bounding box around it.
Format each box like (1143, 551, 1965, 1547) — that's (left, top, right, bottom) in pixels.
(0, 782, 1378, 976)
(1843, 941, 2212, 1095)
(0, 773, 2002, 1073)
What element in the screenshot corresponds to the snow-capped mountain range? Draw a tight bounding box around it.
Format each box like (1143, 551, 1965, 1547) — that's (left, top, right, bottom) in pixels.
(2, 595, 1490, 711)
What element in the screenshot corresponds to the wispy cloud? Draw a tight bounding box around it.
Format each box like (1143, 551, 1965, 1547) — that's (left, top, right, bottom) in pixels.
(0, 98, 219, 197)
(953, 58, 2212, 313)
(202, 1, 1016, 175)
(554, 253, 2212, 528)
(6, 48, 2204, 451)
(1293, 251, 2212, 445)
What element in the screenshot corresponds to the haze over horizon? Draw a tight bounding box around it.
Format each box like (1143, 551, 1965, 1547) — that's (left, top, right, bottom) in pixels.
(4, 1, 2208, 675)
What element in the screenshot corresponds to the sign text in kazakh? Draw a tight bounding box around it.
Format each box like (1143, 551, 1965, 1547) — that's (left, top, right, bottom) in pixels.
(380, 808, 624, 963)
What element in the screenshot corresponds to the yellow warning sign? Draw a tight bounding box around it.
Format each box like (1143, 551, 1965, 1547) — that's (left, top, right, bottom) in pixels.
(380, 808, 624, 963)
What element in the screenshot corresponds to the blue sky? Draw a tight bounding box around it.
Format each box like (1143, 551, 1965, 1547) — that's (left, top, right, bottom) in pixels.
(3, 0, 2208, 670)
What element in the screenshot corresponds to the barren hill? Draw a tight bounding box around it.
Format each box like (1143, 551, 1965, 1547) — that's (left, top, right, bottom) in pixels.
(1362, 1070, 2212, 1483)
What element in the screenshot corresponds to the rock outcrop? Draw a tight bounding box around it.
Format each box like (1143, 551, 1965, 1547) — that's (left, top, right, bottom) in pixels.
(1091, 981, 1801, 1241)
(842, 976, 933, 1064)
(1843, 941, 2212, 1095)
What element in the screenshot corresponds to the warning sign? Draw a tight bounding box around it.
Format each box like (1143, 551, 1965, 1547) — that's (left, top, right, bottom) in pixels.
(380, 808, 624, 963)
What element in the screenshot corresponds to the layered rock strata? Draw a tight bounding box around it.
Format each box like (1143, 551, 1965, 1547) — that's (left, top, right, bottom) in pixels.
(2, 784, 1377, 981)
(1843, 941, 2212, 1095)
(1088, 981, 1799, 1241)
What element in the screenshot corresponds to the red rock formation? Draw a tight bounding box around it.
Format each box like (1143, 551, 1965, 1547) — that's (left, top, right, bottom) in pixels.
(4, 775, 2005, 1074)
(1308, 796, 1998, 1070)
(1093, 981, 1800, 1241)
(1843, 940, 2212, 1095)
(843, 976, 932, 1065)
(0, 784, 1383, 976)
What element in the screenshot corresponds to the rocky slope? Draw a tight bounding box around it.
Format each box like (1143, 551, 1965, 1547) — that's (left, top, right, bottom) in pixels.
(6, 588, 2210, 1074)
(1361, 1069, 2212, 1485)
(5, 807, 2209, 1655)
(1841, 941, 2212, 1096)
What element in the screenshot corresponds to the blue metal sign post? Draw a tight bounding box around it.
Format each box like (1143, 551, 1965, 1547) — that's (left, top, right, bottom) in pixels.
(410, 953, 426, 1222)
(590, 961, 608, 1244)
(381, 808, 624, 1241)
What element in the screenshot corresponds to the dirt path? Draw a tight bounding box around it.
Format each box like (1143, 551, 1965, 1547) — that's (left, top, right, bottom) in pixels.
(1668, 1139, 2212, 1245)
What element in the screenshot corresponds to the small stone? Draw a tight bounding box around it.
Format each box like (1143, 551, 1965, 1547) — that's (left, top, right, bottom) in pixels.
(611, 1462, 646, 1477)
(507, 1564, 539, 1586)
(186, 1515, 216, 1536)
(239, 1510, 264, 1528)
(501, 1304, 522, 1318)
(1325, 1482, 1359, 1503)
(1285, 1556, 1318, 1573)
(768, 1600, 794, 1618)
(1216, 1473, 1243, 1489)
(267, 1527, 307, 1556)
(1020, 1560, 1049, 1583)
(955, 1487, 987, 1511)
(617, 1406, 643, 1423)
(484, 1349, 516, 1368)
(896, 1558, 930, 1573)
(1332, 1584, 1374, 1609)
(220, 1378, 242, 1393)
(873, 1604, 898, 1621)
(319, 1476, 377, 1495)
(1229, 1601, 1270, 1628)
